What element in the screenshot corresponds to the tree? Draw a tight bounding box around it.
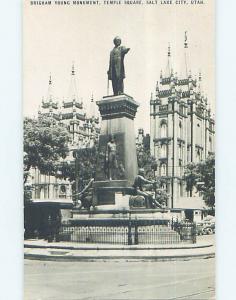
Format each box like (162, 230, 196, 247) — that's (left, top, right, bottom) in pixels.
(56, 146, 98, 192)
(24, 116, 70, 183)
(136, 147, 157, 180)
(184, 155, 215, 209)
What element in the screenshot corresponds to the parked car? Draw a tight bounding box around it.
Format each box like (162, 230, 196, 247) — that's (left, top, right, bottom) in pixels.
(196, 216, 215, 235)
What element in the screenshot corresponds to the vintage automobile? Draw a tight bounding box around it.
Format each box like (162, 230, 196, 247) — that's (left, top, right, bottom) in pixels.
(196, 216, 215, 235)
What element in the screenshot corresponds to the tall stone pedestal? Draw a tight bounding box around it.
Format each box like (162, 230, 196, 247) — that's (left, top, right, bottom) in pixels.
(94, 94, 139, 207)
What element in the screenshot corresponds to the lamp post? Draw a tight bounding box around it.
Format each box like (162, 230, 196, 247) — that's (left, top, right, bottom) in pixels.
(75, 150, 79, 205)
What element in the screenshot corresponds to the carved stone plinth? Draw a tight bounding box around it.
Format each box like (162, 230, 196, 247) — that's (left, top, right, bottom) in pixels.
(97, 94, 139, 120)
(95, 94, 139, 186)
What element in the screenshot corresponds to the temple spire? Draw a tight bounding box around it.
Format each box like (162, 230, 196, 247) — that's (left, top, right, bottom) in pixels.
(198, 71, 202, 93)
(165, 43, 171, 77)
(47, 73, 53, 102)
(150, 92, 153, 101)
(89, 93, 96, 118)
(184, 31, 188, 49)
(184, 31, 189, 78)
(71, 62, 75, 76)
(68, 62, 79, 103)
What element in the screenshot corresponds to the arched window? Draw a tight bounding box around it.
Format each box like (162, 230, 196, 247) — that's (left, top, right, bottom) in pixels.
(160, 144, 167, 158)
(160, 163, 167, 176)
(179, 182, 183, 197)
(160, 120, 167, 137)
(196, 149, 201, 162)
(179, 121, 183, 139)
(178, 144, 182, 160)
(209, 136, 212, 152)
(60, 185, 66, 194)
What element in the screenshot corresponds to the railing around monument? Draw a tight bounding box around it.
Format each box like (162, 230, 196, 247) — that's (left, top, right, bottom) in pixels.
(59, 218, 196, 245)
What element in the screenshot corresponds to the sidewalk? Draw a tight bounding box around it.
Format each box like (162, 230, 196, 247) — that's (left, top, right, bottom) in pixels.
(24, 235, 215, 261)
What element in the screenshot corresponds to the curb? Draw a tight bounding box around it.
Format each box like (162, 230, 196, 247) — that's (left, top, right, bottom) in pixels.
(24, 243, 213, 251)
(24, 252, 215, 262)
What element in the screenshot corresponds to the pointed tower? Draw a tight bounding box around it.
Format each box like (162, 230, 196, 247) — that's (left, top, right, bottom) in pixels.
(38, 74, 59, 120)
(84, 94, 100, 148)
(60, 63, 86, 147)
(164, 44, 171, 78)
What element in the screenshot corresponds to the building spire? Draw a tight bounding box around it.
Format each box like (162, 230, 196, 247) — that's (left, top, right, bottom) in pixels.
(47, 73, 53, 102)
(184, 31, 188, 49)
(198, 71, 202, 93)
(168, 43, 171, 57)
(165, 43, 171, 77)
(71, 61, 75, 76)
(184, 31, 189, 78)
(150, 92, 153, 101)
(68, 62, 79, 103)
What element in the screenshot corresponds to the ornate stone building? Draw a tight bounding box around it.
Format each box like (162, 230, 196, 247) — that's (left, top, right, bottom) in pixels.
(150, 36, 215, 208)
(31, 65, 100, 200)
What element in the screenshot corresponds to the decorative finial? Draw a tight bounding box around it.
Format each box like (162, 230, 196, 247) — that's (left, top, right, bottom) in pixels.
(160, 70, 163, 78)
(49, 73, 52, 85)
(91, 93, 94, 102)
(199, 71, 202, 82)
(72, 62, 75, 76)
(184, 31, 188, 49)
(168, 43, 171, 57)
(150, 92, 153, 101)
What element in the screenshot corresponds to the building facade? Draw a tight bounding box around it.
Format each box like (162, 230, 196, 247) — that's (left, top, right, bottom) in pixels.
(30, 65, 100, 200)
(150, 37, 215, 208)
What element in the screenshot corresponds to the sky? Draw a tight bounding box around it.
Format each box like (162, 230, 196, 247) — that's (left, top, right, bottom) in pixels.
(23, 1, 215, 132)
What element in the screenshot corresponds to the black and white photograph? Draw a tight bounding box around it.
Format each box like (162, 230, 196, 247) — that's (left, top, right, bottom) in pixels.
(23, 1, 215, 299)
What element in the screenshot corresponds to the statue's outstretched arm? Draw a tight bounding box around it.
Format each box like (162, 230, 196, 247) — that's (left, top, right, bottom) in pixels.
(122, 46, 130, 54)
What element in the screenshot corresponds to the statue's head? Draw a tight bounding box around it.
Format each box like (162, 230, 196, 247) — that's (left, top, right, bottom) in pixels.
(138, 168, 145, 176)
(113, 36, 121, 47)
(109, 134, 115, 142)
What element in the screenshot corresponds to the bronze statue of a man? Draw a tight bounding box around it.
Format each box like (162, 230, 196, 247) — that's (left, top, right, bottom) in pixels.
(105, 135, 118, 180)
(107, 36, 130, 96)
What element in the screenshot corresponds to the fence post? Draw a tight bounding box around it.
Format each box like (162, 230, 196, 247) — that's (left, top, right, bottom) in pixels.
(128, 212, 132, 245)
(47, 215, 53, 242)
(192, 222, 197, 244)
(134, 218, 138, 245)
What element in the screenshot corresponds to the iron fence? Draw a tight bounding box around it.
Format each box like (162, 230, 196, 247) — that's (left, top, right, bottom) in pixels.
(58, 218, 196, 245)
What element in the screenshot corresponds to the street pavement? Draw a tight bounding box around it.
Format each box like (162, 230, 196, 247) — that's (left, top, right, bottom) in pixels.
(24, 257, 215, 300)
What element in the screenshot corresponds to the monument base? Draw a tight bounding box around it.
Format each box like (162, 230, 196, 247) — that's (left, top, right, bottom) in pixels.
(95, 94, 139, 185)
(93, 180, 134, 209)
(71, 208, 175, 221)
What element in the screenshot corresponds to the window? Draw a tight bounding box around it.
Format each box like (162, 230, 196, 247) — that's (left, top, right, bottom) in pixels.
(160, 163, 167, 176)
(178, 144, 183, 160)
(209, 137, 213, 152)
(179, 121, 183, 139)
(160, 144, 167, 157)
(180, 182, 183, 197)
(60, 185, 66, 193)
(196, 149, 201, 162)
(160, 121, 167, 137)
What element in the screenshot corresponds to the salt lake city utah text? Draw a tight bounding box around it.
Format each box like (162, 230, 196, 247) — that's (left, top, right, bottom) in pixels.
(30, 0, 205, 6)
